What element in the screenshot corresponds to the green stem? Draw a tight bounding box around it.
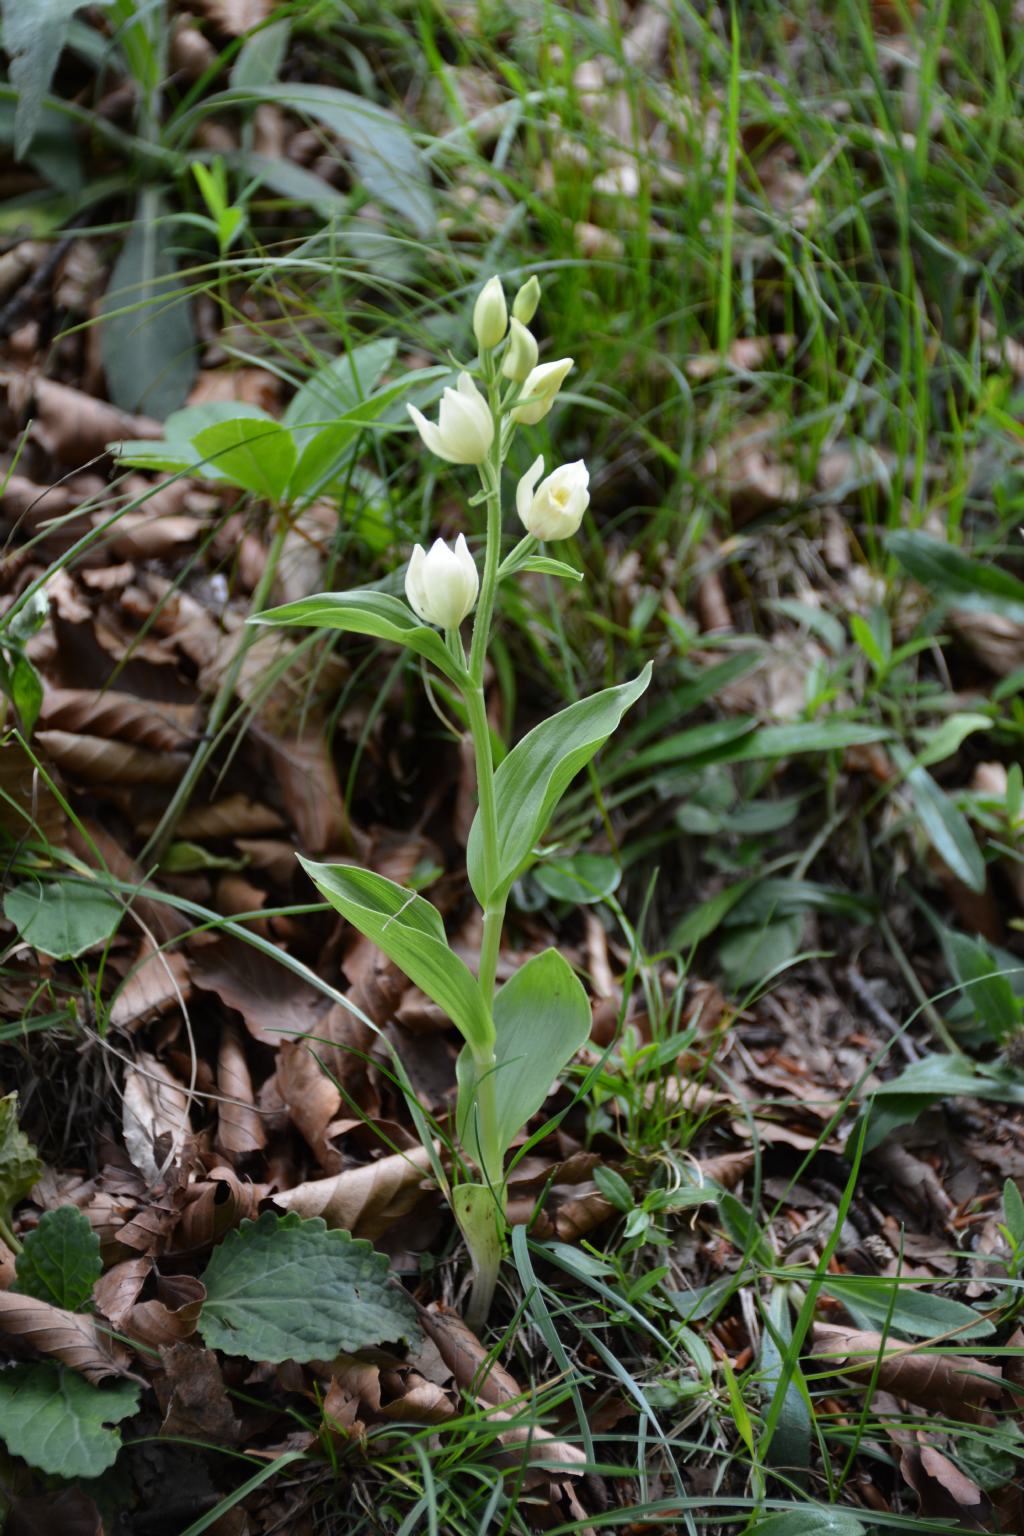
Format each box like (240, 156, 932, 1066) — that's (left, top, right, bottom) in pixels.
(0, 1213, 21, 1255)
(140, 510, 292, 865)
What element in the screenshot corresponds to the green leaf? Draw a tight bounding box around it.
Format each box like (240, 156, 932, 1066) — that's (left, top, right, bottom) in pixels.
(1, 0, 93, 158)
(14, 1205, 101, 1311)
(100, 188, 196, 419)
(191, 417, 296, 502)
(888, 529, 1024, 624)
(198, 1210, 419, 1362)
(199, 85, 434, 235)
(593, 1165, 633, 1213)
(915, 711, 992, 769)
(283, 337, 398, 439)
(253, 589, 465, 684)
(902, 756, 986, 891)
(748, 1511, 865, 1536)
(1003, 1178, 1024, 1249)
(467, 664, 652, 905)
(941, 925, 1019, 1038)
(759, 1286, 810, 1477)
(0, 1092, 42, 1226)
(230, 17, 290, 89)
(855, 1054, 1024, 1150)
(288, 373, 445, 498)
(0, 1363, 138, 1479)
(10, 652, 43, 734)
(819, 1273, 994, 1340)
(533, 853, 621, 905)
(299, 859, 493, 1055)
(4, 878, 121, 959)
(518, 556, 583, 582)
(456, 949, 591, 1164)
(717, 915, 805, 990)
(669, 878, 759, 950)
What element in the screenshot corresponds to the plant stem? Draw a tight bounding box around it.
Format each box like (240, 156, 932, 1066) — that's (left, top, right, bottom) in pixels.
(140, 511, 291, 865)
(0, 1214, 21, 1255)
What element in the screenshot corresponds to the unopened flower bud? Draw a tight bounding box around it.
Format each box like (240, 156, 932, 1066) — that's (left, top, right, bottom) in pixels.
(407, 372, 494, 464)
(473, 275, 508, 351)
(512, 275, 541, 325)
(516, 455, 589, 540)
(510, 357, 573, 426)
(502, 318, 539, 383)
(405, 533, 479, 628)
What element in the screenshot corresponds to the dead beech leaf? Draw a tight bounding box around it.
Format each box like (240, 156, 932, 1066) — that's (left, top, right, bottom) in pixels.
(810, 1324, 1002, 1419)
(140, 795, 286, 840)
(419, 1303, 519, 1405)
(38, 690, 196, 752)
(258, 725, 351, 853)
(190, 936, 322, 1046)
(276, 1039, 342, 1170)
(198, 0, 272, 33)
(216, 1020, 266, 1157)
(122, 1052, 191, 1184)
(93, 1256, 151, 1329)
(175, 1168, 265, 1253)
(3, 369, 161, 465)
(109, 941, 190, 1032)
(379, 1372, 453, 1424)
(129, 1273, 205, 1349)
(156, 1341, 243, 1443)
(951, 609, 1024, 677)
(36, 730, 189, 785)
(100, 511, 203, 561)
(0, 1292, 128, 1382)
(0, 737, 66, 845)
(271, 1144, 433, 1238)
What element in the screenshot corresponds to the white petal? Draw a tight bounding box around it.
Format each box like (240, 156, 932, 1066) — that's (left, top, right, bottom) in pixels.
(407, 403, 447, 459)
(516, 455, 545, 524)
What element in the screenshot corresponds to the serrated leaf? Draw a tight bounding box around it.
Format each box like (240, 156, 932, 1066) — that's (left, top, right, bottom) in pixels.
(198, 1210, 419, 1362)
(0, 1092, 42, 1226)
(298, 859, 492, 1055)
(4, 878, 121, 959)
(100, 189, 196, 419)
(0, 1362, 138, 1478)
(467, 665, 652, 906)
(14, 1206, 102, 1311)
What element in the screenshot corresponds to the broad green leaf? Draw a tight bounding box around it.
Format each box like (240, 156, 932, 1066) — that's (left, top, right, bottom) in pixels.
(1, 0, 95, 157)
(669, 878, 759, 950)
(1004, 1178, 1024, 1248)
(196, 85, 435, 235)
(820, 1273, 994, 1340)
(732, 719, 890, 760)
(253, 589, 464, 683)
(456, 949, 591, 1164)
(299, 859, 493, 1054)
(14, 1205, 101, 1311)
(109, 439, 199, 473)
(748, 1512, 865, 1536)
(0, 1363, 138, 1479)
(915, 711, 992, 769)
(191, 417, 296, 502)
(112, 402, 274, 474)
(941, 925, 1019, 1038)
(100, 188, 195, 419)
(230, 17, 290, 89)
(0, 1092, 42, 1226)
(284, 337, 398, 438)
(4, 878, 121, 959)
(228, 150, 347, 215)
(902, 757, 986, 891)
(288, 373, 445, 498)
(889, 529, 1024, 624)
(856, 1054, 1024, 1151)
(722, 878, 875, 926)
(467, 664, 652, 905)
(533, 853, 621, 905)
(717, 916, 804, 990)
(198, 1210, 419, 1361)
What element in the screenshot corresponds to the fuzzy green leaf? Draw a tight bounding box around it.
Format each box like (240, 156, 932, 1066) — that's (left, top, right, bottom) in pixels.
(0, 1363, 139, 1479)
(198, 1210, 419, 1362)
(14, 1206, 102, 1311)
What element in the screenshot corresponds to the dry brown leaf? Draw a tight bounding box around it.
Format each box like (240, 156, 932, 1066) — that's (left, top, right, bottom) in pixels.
(188, 366, 280, 412)
(379, 1372, 453, 1424)
(129, 1272, 205, 1348)
(122, 1052, 191, 1184)
(0, 1291, 129, 1382)
(156, 1341, 243, 1442)
(216, 1019, 267, 1156)
(93, 1256, 151, 1329)
(5, 1485, 103, 1536)
(2, 369, 161, 465)
(140, 795, 286, 839)
(109, 941, 191, 1032)
(198, 0, 273, 34)
(0, 736, 66, 845)
(419, 1303, 520, 1405)
(271, 1144, 433, 1238)
(190, 936, 323, 1046)
(257, 725, 350, 853)
(100, 511, 203, 561)
(36, 730, 188, 785)
(685, 335, 795, 380)
(952, 609, 1024, 677)
(811, 1324, 1002, 1419)
(38, 689, 196, 751)
(175, 1168, 265, 1253)
(276, 1039, 343, 1170)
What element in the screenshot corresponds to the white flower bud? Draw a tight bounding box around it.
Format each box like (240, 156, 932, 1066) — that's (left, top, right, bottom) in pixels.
(510, 358, 573, 426)
(405, 533, 480, 628)
(407, 372, 494, 464)
(501, 318, 539, 383)
(512, 275, 541, 325)
(516, 455, 590, 541)
(472, 275, 508, 351)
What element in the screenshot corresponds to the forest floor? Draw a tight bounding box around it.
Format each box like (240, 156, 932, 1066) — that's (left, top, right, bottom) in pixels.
(3, 1, 1024, 1533)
